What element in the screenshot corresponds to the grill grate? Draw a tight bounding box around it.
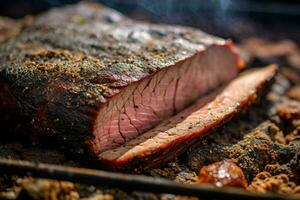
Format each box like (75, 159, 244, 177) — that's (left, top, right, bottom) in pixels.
(0, 158, 298, 200)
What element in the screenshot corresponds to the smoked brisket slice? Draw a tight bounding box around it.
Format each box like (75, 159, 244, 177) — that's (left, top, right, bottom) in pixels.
(0, 3, 241, 157)
(100, 65, 278, 170)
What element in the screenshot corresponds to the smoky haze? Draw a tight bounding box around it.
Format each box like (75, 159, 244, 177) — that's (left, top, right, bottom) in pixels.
(0, 0, 299, 42)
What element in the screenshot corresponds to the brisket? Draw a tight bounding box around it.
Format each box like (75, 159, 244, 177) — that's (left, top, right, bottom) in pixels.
(100, 65, 277, 169)
(0, 17, 24, 43)
(0, 3, 241, 158)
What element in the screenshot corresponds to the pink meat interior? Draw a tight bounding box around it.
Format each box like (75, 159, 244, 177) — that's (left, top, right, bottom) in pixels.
(91, 45, 239, 154)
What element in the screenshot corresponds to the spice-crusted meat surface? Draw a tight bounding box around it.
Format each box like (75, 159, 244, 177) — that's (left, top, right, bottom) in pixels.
(0, 17, 24, 43)
(0, 2, 240, 158)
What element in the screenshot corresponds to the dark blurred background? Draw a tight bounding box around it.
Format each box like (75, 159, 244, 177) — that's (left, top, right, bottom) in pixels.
(0, 0, 300, 43)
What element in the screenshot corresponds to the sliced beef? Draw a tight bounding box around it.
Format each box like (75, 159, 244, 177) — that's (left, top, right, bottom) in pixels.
(0, 3, 241, 157)
(100, 65, 277, 169)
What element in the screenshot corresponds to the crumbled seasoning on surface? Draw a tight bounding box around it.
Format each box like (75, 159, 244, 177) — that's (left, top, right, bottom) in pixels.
(149, 161, 197, 184)
(187, 120, 298, 180)
(248, 172, 300, 195)
(18, 178, 79, 200)
(288, 85, 300, 101)
(286, 127, 300, 144)
(277, 100, 300, 120)
(21, 47, 105, 74)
